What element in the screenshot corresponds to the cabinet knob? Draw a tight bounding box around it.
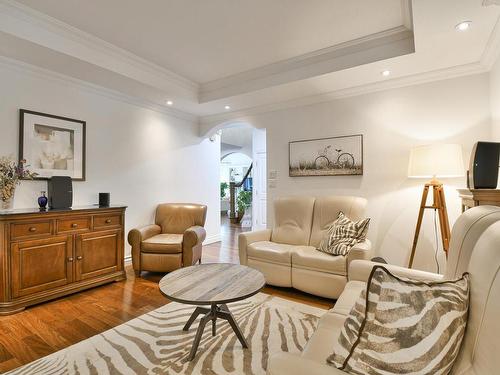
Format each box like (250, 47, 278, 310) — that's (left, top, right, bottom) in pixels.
(105, 219, 112, 224)
(29, 227, 37, 232)
(71, 223, 78, 228)
(68, 257, 74, 262)
(76, 256, 83, 260)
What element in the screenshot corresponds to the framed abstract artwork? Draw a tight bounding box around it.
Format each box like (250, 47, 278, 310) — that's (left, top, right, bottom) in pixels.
(289, 134, 363, 177)
(19, 109, 86, 181)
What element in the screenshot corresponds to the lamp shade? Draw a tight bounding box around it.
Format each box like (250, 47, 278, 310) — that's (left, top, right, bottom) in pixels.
(408, 144, 464, 178)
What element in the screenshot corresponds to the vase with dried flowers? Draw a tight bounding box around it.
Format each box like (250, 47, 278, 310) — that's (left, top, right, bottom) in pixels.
(0, 157, 37, 211)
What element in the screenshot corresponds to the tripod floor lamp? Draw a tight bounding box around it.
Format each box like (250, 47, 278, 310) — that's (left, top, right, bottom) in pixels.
(407, 144, 464, 269)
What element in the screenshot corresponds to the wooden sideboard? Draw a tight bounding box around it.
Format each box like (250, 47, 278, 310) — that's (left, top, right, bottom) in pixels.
(458, 189, 500, 212)
(0, 205, 126, 314)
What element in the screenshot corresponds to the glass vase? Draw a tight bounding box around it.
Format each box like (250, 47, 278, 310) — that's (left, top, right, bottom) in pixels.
(0, 193, 14, 211)
(0, 185, 16, 211)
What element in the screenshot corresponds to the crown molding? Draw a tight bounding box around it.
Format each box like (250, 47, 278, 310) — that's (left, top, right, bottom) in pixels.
(199, 61, 488, 134)
(481, 17, 500, 69)
(0, 55, 198, 122)
(0, 0, 199, 95)
(2, 0, 497, 135)
(483, 0, 500, 6)
(401, 0, 414, 30)
(199, 26, 415, 102)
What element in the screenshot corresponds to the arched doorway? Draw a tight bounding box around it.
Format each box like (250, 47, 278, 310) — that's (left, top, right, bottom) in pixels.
(217, 122, 267, 232)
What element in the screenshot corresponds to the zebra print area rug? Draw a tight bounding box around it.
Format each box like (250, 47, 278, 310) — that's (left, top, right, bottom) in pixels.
(7, 293, 324, 375)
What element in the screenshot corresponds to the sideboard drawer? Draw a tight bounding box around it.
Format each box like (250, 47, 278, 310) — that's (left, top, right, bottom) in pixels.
(57, 216, 91, 233)
(93, 214, 121, 229)
(11, 221, 52, 240)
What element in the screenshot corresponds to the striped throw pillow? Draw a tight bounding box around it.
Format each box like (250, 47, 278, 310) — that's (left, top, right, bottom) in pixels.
(327, 266, 470, 375)
(318, 211, 370, 256)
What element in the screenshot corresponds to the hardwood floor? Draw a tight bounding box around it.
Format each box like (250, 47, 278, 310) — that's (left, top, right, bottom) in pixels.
(0, 216, 333, 373)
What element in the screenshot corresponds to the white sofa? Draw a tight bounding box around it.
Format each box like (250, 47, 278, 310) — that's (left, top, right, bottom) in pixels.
(267, 205, 500, 375)
(239, 196, 371, 299)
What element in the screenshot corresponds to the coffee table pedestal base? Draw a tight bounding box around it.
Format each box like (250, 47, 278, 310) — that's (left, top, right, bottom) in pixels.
(183, 304, 248, 361)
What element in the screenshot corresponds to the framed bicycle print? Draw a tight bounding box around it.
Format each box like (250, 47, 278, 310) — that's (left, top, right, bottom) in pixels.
(289, 134, 363, 177)
(19, 109, 86, 181)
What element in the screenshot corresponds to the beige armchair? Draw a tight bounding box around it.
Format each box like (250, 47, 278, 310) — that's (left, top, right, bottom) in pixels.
(128, 203, 207, 276)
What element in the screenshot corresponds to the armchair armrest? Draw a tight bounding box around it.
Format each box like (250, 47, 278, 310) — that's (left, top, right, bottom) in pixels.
(238, 229, 272, 265)
(347, 239, 372, 267)
(267, 353, 344, 375)
(183, 225, 206, 265)
(127, 224, 161, 272)
(348, 259, 444, 283)
(183, 225, 206, 247)
(128, 224, 161, 247)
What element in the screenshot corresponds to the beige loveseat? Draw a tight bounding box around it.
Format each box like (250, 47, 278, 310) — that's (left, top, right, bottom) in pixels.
(267, 205, 500, 375)
(239, 196, 371, 299)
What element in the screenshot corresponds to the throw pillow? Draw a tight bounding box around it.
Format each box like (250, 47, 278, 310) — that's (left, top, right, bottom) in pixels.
(327, 266, 470, 375)
(317, 211, 370, 256)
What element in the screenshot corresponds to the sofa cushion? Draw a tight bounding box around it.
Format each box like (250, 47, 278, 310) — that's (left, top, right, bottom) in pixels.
(271, 196, 315, 245)
(318, 212, 370, 256)
(292, 247, 347, 275)
(141, 234, 183, 253)
(309, 196, 367, 248)
(330, 280, 365, 316)
(328, 266, 470, 374)
(247, 241, 299, 264)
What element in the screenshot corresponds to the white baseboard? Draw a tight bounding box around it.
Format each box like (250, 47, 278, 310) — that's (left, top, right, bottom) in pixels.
(204, 233, 222, 245)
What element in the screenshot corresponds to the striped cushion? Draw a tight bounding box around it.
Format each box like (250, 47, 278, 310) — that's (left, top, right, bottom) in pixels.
(317, 211, 370, 256)
(327, 266, 470, 374)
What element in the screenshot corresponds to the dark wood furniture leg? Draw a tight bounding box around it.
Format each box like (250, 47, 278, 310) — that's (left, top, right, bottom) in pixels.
(185, 303, 248, 361)
(183, 306, 210, 331)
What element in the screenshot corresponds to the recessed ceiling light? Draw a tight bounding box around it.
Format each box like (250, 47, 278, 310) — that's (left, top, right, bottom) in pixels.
(381, 70, 391, 77)
(224, 105, 231, 110)
(166, 100, 173, 106)
(455, 21, 471, 31)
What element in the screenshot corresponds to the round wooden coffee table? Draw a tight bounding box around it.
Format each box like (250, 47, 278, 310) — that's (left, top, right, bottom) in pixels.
(159, 263, 265, 361)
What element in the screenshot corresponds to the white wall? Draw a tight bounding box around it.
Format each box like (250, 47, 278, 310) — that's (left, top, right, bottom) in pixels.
(0, 61, 221, 258)
(490, 54, 500, 142)
(243, 73, 492, 272)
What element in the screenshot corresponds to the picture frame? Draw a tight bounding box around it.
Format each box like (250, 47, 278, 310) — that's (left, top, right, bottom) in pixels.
(19, 109, 86, 181)
(289, 134, 363, 177)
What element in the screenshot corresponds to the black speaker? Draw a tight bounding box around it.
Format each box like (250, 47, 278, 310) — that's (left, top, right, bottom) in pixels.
(468, 141, 500, 189)
(99, 193, 110, 207)
(48, 176, 73, 209)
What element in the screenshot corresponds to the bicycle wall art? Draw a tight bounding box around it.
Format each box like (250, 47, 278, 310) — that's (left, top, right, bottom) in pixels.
(289, 134, 363, 177)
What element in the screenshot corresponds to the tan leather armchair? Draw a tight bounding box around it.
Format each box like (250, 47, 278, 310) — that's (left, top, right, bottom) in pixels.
(128, 203, 207, 276)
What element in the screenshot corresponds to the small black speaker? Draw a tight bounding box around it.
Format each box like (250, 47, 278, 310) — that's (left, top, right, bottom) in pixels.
(48, 176, 73, 209)
(468, 141, 500, 189)
(99, 193, 110, 207)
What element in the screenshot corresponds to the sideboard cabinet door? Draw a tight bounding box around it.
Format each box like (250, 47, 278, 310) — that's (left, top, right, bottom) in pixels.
(75, 229, 122, 281)
(11, 235, 74, 298)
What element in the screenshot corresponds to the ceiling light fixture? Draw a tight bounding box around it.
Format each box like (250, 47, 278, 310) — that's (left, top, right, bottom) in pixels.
(166, 100, 173, 106)
(381, 70, 391, 77)
(224, 105, 231, 110)
(455, 21, 471, 31)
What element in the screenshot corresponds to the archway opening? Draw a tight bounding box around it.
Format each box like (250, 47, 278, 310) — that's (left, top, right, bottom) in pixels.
(217, 123, 267, 237)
